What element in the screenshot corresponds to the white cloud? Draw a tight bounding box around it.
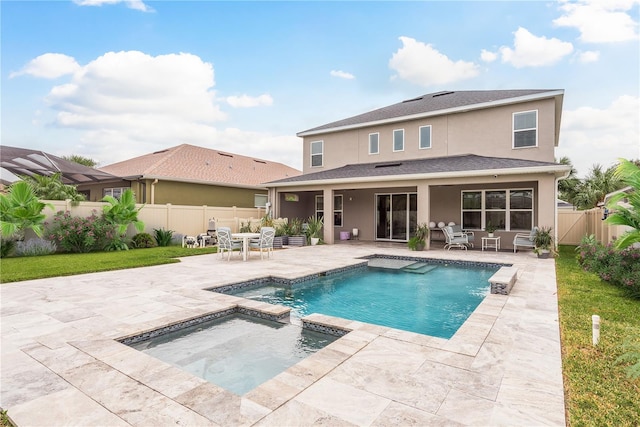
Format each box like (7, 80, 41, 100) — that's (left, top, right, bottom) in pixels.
(10, 53, 80, 79)
(480, 49, 498, 63)
(557, 95, 640, 176)
(389, 36, 479, 86)
(226, 94, 273, 108)
(577, 50, 600, 63)
(330, 70, 355, 79)
(73, 0, 153, 12)
(16, 50, 302, 169)
(499, 27, 574, 68)
(554, 0, 639, 43)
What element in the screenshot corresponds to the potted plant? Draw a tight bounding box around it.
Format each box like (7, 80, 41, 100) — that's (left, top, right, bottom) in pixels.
(485, 222, 498, 237)
(306, 215, 324, 245)
(407, 222, 429, 251)
(273, 221, 290, 248)
(533, 226, 554, 258)
(287, 217, 306, 246)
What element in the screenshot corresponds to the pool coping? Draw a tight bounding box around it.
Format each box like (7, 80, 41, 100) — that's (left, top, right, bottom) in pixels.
(1, 244, 566, 426)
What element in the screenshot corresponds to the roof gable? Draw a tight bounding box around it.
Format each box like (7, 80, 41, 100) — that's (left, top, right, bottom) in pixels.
(298, 89, 563, 136)
(100, 144, 301, 187)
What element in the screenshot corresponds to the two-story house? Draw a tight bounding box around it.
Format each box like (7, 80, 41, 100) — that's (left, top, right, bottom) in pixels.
(267, 89, 571, 249)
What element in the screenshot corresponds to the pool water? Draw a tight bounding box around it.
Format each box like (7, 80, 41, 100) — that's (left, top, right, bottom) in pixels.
(230, 264, 496, 338)
(129, 314, 337, 395)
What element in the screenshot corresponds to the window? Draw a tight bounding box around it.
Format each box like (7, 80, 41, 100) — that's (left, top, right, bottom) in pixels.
(254, 194, 268, 208)
(103, 187, 128, 199)
(310, 140, 323, 167)
(369, 133, 379, 154)
(419, 125, 432, 149)
(513, 110, 537, 148)
(315, 194, 343, 227)
(462, 189, 533, 231)
(393, 129, 404, 152)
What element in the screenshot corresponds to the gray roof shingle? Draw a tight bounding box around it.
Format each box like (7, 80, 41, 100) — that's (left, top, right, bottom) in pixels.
(268, 154, 565, 185)
(298, 89, 561, 135)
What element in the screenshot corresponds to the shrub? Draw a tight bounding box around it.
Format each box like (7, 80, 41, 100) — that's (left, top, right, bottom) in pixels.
(46, 210, 118, 253)
(0, 238, 16, 258)
(153, 228, 174, 247)
(15, 238, 57, 256)
(577, 235, 640, 297)
(131, 233, 157, 249)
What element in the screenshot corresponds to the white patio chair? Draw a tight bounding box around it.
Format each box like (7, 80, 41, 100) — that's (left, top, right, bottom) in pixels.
(442, 226, 470, 250)
(513, 227, 538, 253)
(450, 224, 475, 248)
(217, 227, 242, 260)
(249, 227, 275, 259)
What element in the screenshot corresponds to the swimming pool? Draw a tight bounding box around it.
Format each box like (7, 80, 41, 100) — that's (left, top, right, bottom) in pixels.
(129, 313, 337, 395)
(227, 262, 497, 338)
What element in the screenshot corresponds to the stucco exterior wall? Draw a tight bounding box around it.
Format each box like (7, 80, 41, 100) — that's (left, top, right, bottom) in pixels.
(146, 180, 265, 208)
(301, 98, 557, 173)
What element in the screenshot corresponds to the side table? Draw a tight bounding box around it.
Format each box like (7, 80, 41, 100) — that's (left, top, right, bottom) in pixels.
(482, 236, 501, 251)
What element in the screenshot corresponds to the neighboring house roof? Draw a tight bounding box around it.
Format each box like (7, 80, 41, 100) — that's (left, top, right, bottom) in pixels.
(100, 144, 301, 189)
(0, 145, 119, 186)
(557, 199, 574, 209)
(268, 154, 570, 187)
(298, 89, 564, 143)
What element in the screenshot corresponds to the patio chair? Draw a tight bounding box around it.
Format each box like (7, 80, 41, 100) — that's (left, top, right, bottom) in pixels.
(513, 227, 538, 253)
(249, 227, 275, 259)
(217, 227, 242, 260)
(442, 226, 470, 250)
(451, 224, 475, 248)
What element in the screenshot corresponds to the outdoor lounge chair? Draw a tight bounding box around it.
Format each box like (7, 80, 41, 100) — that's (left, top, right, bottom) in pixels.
(451, 224, 475, 248)
(217, 227, 242, 260)
(513, 227, 538, 253)
(442, 226, 470, 250)
(249, 227, 275, 259)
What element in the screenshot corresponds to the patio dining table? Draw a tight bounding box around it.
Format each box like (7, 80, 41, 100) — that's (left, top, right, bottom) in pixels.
(231, 232, 260, 261)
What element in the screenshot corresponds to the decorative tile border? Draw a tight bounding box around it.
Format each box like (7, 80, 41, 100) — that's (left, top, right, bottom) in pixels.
(360, 254, 510, 269)
(302, 319, 350, 337)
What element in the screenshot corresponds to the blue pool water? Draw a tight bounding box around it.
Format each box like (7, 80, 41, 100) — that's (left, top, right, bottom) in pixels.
(229, 263, 496, 338)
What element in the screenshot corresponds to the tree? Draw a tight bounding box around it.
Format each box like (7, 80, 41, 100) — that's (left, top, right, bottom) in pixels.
(571, 163, 624, 209)
(606, 159, 640, 249)
(21, 173, 86, 204)
(0, 181, 53, 239)
(557, 156, 580, 203)
(63, 154, 98, 167)
(102, 189, 145, 235)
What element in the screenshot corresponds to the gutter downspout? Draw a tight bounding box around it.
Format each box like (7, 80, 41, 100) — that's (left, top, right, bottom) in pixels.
(151, 179, 158, 205)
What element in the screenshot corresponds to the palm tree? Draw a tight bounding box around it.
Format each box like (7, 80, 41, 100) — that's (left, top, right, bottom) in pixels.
(557, 156, 580, 204)
(606, 159, 640, 249)
(571, 163, 624, 209)
(21, 173, 86, 204)
(0, 181, 53, 239)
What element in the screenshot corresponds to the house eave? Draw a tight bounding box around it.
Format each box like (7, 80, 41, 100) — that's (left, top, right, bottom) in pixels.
(297, 90, 565, 137)
(127, 175, 268, 191)
(268, 165, 571, 188)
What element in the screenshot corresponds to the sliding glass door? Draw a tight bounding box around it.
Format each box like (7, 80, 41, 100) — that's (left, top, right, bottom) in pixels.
(375, 193, 417, 241)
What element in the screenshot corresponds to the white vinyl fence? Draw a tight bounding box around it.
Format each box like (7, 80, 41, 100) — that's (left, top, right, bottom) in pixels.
(43, 200, 271, 238)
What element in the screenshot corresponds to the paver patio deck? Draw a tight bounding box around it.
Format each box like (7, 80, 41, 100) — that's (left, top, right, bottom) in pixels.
(1, 243, 565, 426)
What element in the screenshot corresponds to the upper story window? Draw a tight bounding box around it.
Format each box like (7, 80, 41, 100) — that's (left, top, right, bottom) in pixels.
(310, 140, 323, 167)
(513, 110, 537, 148)
(369, 133, 379, 155)
(419, 125, 432, 149)
(393, 129, 404, 152)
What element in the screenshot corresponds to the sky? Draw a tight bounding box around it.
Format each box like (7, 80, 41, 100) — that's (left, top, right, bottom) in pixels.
(2, 0, 639, 177)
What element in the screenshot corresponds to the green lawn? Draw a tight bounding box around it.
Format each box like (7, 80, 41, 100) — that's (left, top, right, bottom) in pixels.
(556, 245, 640, 426)
(0, 246, 217, 283)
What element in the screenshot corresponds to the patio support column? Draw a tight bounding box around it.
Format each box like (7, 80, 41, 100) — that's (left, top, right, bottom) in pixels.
(323, 188, 335, 244)
(538, 176, 556, 230)
(417, 182, 431, 250)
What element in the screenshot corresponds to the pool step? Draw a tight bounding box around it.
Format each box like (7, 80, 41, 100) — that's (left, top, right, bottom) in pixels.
(402, 262, 437, 274)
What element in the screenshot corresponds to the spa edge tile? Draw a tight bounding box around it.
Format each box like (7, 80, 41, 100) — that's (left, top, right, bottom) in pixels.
(139, 365, 210, 399)
(244, 377, 302, 410)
